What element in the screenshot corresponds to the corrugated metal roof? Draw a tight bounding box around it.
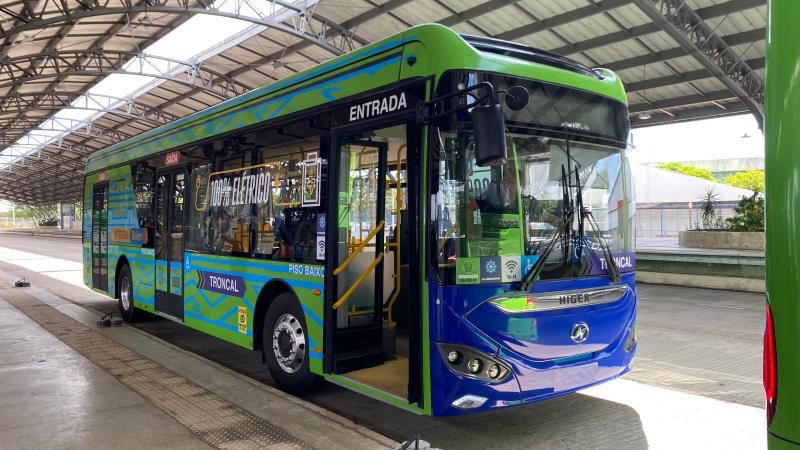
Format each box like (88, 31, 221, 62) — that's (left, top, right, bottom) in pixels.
(0, 0, 766, 204)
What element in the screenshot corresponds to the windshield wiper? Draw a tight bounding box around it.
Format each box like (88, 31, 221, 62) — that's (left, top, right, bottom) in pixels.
(574, 165, 621, 283)
(575, 166, 585, 260)
(519, 164, 573, 291)
(581, 208, 621, 283)
(518, 162, 621, 291)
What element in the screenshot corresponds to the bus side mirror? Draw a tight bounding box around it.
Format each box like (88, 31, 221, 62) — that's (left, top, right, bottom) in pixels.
(472, 103, 507, 167)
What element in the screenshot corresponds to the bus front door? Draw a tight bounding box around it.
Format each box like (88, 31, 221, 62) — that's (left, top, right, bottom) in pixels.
(326, 140, 388, 374)
(154, 169, 186, 320)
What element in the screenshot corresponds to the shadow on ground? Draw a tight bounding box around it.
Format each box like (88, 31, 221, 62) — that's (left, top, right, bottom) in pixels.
(131, 314, 647, 450)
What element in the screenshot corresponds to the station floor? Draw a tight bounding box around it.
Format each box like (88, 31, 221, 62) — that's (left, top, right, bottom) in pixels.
(0, 233, 766, 449)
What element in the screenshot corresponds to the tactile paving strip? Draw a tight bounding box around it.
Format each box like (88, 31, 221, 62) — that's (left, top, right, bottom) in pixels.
(0, 288, 314, 450)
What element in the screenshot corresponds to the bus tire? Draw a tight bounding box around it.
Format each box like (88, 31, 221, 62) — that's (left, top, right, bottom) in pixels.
(263, 293, 317, 395)
(117, 264, 140, 322)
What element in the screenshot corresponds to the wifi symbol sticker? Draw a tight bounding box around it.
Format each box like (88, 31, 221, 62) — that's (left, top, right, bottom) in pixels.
(316, 237, 326, 260)
(501, 256, 522, 282)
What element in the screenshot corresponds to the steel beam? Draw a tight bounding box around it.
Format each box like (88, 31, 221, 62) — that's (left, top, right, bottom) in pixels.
(630, 0, 764, 126)
(0, 49, 253, 99)
(0, 118, 132, 141)
(550, 0, 761, 59)
(629, 89, 736, 113)
(631, 101, 750, 128)
(0, 2, 353, 58)
(146, 0, 417, 111)
(605, 28, 765, 73)
(0, 91, 182, 125)
(626, 57, 765, 94)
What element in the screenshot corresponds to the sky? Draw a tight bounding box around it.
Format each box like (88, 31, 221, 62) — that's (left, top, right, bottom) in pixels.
(630, 114, 764, 165)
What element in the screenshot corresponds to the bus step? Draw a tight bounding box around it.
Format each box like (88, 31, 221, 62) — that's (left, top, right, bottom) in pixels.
(333, 347, 385, 374)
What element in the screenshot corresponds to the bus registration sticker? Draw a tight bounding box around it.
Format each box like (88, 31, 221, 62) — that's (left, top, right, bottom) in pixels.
(238, 306, 247, 334)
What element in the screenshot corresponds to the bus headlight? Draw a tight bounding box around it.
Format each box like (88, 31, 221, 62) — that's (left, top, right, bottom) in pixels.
(467, 358, 482, 374)
(437, 344, 511, 383)
(447, 350, 462, 364)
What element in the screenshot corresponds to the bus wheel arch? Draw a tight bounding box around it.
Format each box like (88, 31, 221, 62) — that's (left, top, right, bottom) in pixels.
(260, 290, 318, 394)
(115, 257, 139, 322)
(253, 280, 295, 353)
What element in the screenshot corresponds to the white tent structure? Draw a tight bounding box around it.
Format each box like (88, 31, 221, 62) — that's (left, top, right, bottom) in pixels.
(633, 164, 755, 204)
(632, 164, 756, 237)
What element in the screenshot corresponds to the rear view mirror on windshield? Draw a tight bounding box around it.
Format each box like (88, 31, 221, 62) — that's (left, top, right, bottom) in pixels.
(472, 103, 507, 166)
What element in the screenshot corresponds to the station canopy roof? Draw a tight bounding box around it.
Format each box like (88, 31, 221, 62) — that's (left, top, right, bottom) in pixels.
(0, 0, 766, 204)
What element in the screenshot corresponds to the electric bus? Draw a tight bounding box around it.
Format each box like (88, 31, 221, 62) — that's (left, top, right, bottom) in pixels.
(83, 24, 637, 416)
(765, 1, 800, 447)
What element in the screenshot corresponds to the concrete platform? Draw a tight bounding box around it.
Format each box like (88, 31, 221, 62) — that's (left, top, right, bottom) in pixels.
(637, 237, 765, 292)
(0, 291, 211, 450)
(0, 233, 767, 449)
(0, 272, 396, 449)
(637, 237, 764, 257)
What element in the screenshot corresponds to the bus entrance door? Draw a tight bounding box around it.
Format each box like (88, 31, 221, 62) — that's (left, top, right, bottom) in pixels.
(154, 169, 186, 320)
(327, 140, 388, 374)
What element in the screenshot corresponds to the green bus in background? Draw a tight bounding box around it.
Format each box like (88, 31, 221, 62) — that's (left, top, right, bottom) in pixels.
(83, 24, 636, 416)
(766, 1, 800, 448)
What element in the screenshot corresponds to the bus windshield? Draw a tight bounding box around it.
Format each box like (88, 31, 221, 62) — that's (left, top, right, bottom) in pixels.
(433, 75, 634, 285)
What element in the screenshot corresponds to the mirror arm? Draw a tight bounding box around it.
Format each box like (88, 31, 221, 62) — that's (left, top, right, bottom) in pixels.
(416, 81, 497, 124)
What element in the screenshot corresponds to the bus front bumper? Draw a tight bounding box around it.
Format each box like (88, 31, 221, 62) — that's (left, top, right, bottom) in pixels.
(429, 316, 636, 416)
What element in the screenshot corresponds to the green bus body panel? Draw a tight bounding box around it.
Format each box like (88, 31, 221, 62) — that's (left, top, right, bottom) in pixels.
(83, 23, 628, 413)
(85, 24, 626, 174)
(767, 1, 800, 446)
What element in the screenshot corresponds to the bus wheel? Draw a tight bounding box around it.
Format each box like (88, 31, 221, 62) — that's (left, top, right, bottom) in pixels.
(117, 265, 139, 322)
(263, 293, 317, 395)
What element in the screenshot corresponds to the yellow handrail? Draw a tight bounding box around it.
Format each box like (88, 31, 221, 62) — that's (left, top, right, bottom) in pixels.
(333, 220, 384, 276)
(384, 144, 406, 328)
(333, 252, 385, 310)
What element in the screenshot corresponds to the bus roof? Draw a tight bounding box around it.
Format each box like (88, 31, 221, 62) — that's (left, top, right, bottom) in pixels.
(86, 24, 627, 173)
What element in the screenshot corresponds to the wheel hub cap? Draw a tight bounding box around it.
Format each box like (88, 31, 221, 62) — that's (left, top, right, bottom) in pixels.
(120, 275, 131, 311)
(272, 313, 305, 374)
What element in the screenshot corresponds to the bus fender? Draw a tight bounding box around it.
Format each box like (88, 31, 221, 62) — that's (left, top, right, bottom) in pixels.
(253, 280, 297, 354)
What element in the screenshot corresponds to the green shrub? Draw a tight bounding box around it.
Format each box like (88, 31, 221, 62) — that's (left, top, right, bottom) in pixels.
(726, 192, 765, 232)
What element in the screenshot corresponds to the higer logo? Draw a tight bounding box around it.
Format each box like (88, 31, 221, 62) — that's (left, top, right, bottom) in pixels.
(570, 322, 590, 344)
(559, 292, 591, 305)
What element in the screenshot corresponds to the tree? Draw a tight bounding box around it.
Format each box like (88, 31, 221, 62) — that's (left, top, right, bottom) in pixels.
(657, 162, 716, 181)
(698, 188, 721, 229)
(723, 170, 765, 193)
(13, 204, 58, 226)
(726, 192, 765, 231)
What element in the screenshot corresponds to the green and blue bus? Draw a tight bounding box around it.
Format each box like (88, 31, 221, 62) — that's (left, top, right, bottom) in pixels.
(766, 1, 800, 448)
(83, 24, 637, 416)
